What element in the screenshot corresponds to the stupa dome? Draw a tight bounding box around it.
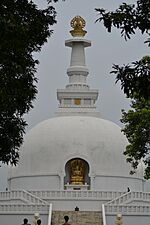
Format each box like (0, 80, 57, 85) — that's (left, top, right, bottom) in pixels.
(8, 116, 143, 191)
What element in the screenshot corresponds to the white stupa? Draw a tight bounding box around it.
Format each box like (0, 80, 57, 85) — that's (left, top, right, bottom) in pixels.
(8, 16, 144, 193)
(1, 16, 149, 225)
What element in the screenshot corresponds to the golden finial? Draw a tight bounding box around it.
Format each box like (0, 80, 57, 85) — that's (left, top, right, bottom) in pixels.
(70, 16, 87, 37)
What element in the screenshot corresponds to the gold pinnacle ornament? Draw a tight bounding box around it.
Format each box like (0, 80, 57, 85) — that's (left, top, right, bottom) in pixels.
(70, 16, 87, 37)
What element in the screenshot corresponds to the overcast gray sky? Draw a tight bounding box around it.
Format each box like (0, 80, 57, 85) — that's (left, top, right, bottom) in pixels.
(0, 0, 149, 191)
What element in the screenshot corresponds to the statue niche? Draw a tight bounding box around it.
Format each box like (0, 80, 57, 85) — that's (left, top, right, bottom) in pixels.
(70, 159, 85, 185)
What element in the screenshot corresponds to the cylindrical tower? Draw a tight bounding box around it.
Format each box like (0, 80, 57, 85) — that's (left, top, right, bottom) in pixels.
(56, 16, 99, 117)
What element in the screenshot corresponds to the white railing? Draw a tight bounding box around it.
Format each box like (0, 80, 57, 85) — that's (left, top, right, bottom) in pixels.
(105, 204, 150, 215)
(131, 192, 150, 201)
(105, 191, 131, 205)
(0, 190, 47, 205)
(30, 190, 124, 200)
(1, 190, 150, 216)
(102, 204, 107, 225)
(105, 191, 150, 206)
(0, 204, 49, 213)
(22, 190, 47, 204)
(47, 203, 52, 225)
(103, 191, 150, 216)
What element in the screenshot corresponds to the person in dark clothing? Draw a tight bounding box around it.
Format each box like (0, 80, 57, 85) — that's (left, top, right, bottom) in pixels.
(127, 187, 130, 192)
(62, 216, 71, 225)
(22, 218, 31, 225)
(37, 219, 42, 225)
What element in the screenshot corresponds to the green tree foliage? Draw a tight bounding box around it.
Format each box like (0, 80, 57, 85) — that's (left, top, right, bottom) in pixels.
(111, 56, 150, 100)
(0, 0, 58, 165)
(121, 98, 150, 179)
(96, 0, 150, 43)
(96, 0, 150, 178)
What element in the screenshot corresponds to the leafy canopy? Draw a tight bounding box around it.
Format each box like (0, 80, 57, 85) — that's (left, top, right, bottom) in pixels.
(111, 56, 150, 100)
(121, 97, 150, 179)
(96, 0, 150, 178)
(0, 0, 58, 165)
(96, 0, 150, 43)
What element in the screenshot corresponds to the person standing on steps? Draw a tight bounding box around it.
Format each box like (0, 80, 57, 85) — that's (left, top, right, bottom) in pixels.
(37, 219, 42, 225)
(22, 218, 31, 225)
(62, 216, 71, 225)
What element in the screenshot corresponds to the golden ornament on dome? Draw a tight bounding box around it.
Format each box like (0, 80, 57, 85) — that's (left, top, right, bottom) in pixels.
(70, 16, 87, 37)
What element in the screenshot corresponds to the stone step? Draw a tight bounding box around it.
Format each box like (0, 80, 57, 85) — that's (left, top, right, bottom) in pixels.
(52, 211, 103, 225)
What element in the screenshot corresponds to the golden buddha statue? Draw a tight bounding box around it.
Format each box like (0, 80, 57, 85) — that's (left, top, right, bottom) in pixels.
(70, 159, 85, 185)
(70, 16, 87, 37)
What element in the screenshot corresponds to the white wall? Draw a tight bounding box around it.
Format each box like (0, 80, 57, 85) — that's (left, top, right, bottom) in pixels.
(106, 215, 150, 225)
(93, 175, 144, 192)
(9, 175, 60, 190)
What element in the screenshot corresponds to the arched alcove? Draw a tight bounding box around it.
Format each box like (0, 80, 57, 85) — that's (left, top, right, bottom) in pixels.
(64, 158, 90, 190)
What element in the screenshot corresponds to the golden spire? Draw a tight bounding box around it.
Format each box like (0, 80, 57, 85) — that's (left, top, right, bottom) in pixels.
(70, 16, 87, 37)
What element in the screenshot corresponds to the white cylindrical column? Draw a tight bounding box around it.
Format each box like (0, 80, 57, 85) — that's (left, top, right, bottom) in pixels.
(70, 42, 85, 66)
(65, 39, 91, 86)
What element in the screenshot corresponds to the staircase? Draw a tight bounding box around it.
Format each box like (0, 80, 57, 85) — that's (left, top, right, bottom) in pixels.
(52, 211, 103, 225)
